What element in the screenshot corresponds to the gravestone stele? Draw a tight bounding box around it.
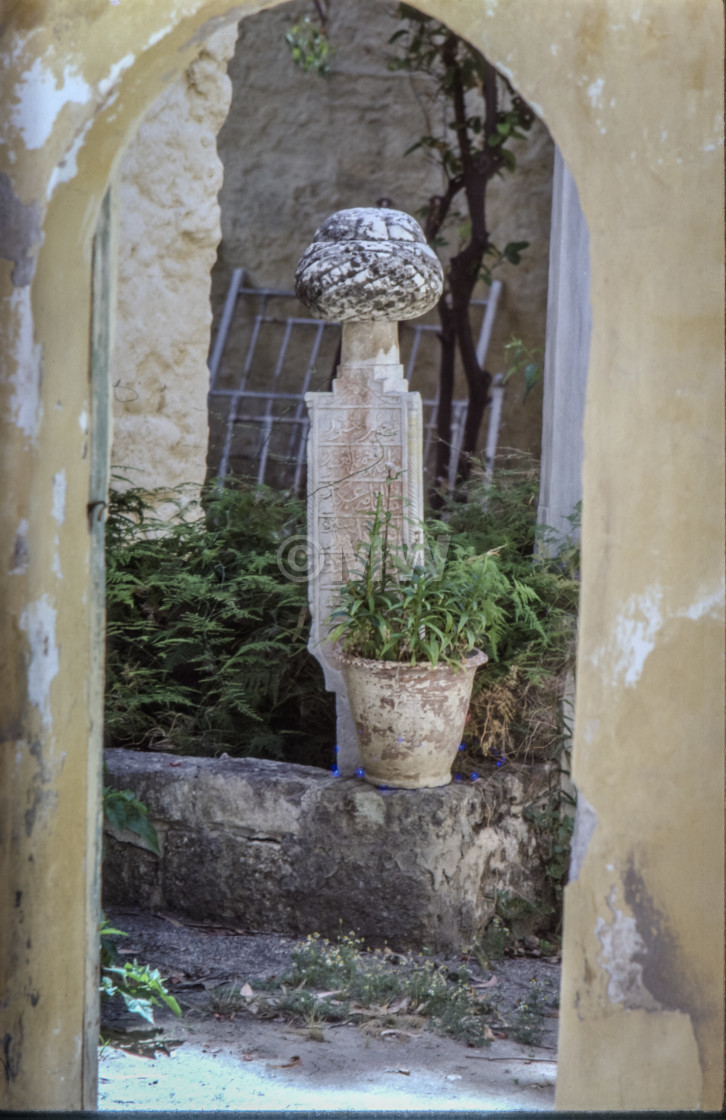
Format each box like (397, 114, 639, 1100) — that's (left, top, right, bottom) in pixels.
(295, 207, 444, 776)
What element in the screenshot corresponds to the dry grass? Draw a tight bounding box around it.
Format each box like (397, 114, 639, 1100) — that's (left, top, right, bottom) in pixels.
(460, 662, 569, 769)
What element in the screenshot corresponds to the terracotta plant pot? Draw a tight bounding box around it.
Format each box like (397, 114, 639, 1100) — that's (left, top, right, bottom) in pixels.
(339, 649, 488, 789)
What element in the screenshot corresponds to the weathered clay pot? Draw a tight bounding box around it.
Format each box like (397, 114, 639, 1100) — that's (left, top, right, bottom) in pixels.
(339, 649, 488, 789)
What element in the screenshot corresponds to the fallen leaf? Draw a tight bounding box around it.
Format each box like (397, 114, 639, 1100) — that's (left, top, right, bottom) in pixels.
(240, 983, 255, 999)
(267, 1055, 301, 1069)
(481, 974, 498, 988)
(157, 914, 183, 928)
(483, 1025, 495, 1041)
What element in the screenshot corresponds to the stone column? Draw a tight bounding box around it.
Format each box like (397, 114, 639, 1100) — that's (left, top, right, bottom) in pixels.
(110, 26, 238, 508)
(295, 209, 443, 775)
(537, 146, 591, 548)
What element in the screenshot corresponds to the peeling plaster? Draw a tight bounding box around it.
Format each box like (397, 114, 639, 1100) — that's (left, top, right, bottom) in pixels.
(98, 53, 135, 97)
(145, 25, 175, 49)
(9, 58, 92, 150)
(678, 583, 725, 621)
(51, 471, 66, 525)
(10, 520, 30, 575)
(46, 118, 93, 200)
(46, 50, 140, 200)
(18, 596, 59, 731)
(590, 585, 663, 688)
(7, 287, 44, 441)
(0, 173, 44, 286)
(622, 864, 697, 1026)
(587, 78, 605, 108)
(52, 540, 63, 581)
(591, 580, 723, 691)
(595, 888, 661, 1011)
(568, 794, 598, 881)
(612, 585, 663, 686)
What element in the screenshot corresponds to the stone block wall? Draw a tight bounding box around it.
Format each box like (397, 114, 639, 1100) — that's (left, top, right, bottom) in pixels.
(110, 26, 238, 502)
(103, 749, 554, 952)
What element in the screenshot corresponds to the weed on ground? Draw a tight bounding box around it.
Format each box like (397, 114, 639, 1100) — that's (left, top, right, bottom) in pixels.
(201, 931, 559, 1050)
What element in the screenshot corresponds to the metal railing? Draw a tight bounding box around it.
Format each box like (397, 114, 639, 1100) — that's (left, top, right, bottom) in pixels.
(208, 267, 503, 492)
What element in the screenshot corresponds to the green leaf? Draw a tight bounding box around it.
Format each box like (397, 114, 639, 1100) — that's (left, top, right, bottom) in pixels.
(119, 993, 156, 1024)
(103, 788, 160, 855)
(501, 148, 516, 172)
(503, 240, 529, 265)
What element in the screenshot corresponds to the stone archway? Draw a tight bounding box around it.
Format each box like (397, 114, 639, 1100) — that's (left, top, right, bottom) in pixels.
(1, 1, 723, 1110)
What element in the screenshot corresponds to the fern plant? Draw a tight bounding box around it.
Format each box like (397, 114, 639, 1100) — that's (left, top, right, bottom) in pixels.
(104, 478, 335, 764)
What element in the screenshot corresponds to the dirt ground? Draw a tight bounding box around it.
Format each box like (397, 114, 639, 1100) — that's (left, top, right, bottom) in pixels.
(99, 907, 560, 1112)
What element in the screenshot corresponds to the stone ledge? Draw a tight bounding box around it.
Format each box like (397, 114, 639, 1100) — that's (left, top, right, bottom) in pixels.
(103, 749, 554, 952)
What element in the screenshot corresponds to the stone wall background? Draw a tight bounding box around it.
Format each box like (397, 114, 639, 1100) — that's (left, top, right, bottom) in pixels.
(109, 3, 554, 494)
(110, 25, 239, 500)
(210, 0, 554, 471)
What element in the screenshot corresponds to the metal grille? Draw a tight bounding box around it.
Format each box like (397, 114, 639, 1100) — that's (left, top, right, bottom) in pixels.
(208, 268, 503, 492)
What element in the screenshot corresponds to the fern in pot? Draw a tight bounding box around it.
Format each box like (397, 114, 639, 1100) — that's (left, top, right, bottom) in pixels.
(328, 493, 519, 789)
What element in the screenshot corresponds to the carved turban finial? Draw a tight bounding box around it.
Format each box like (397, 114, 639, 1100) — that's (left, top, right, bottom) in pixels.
(295, 207, 444, 322)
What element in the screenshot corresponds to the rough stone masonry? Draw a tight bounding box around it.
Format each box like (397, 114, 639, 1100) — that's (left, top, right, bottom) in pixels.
(103, 749, 553, 952)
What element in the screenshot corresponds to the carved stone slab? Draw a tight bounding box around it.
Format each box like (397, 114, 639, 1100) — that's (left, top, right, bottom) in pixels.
(297, 208, 442, 775)
(306, 349, 423, 774)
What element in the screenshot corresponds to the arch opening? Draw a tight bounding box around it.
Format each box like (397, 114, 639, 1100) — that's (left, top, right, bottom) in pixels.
(1, 0, 721, 1112)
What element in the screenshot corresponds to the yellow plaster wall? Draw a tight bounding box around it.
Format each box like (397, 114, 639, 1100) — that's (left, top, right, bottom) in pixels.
(0, 0, 722, 1110)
